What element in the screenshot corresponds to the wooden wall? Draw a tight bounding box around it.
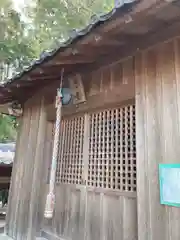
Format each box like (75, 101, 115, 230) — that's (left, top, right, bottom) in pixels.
(42, 57, 137, 240)
(5, 33, 180, 240)
(46, 55, 135, 121)
(5, 54, 137, 240)
(43, 186, 137, 240)
(5, 93, 53, 240)
(136, 37, 180, 240)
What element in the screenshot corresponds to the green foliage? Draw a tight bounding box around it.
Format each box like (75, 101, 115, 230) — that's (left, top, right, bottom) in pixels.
(0, 114, 17, 142)
(0, 0, 37, 81)
(30, 0, 114, 52)
(0, 0, 114, 141)
(1, 0, 114, 74)
(0, 189, 8, 207)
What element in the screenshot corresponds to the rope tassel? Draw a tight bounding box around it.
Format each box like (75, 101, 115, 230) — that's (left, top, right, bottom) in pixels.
(44, 69, 64, 219)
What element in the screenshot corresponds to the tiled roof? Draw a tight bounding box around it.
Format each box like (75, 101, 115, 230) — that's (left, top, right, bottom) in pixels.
(2, 0, 137, 86)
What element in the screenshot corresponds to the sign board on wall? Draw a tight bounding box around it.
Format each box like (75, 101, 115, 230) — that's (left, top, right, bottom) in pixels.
(159, 164, 180, 207)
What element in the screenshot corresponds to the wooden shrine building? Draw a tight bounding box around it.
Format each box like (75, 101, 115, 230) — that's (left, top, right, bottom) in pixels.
(0, 143, 15, 214)
(0, 143, 15, 190)
(1, 0, 180, 239)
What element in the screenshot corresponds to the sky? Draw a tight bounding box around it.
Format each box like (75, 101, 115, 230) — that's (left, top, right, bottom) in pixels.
(12, 0, 34, 23)
(12, 0, 25, 13)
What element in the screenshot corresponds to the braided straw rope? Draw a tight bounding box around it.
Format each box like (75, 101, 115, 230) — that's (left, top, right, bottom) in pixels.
(44, 69, 64, 218)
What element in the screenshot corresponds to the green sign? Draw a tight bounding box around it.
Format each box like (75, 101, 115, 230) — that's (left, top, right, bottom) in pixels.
(159, 164, 180, 207)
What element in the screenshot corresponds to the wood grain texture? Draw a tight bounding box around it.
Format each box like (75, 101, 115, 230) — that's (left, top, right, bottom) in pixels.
(12, 106, 32, 239)
(27, 97, 47, 240)
(6, 38, 137, 240)
(136, 37, 180, 240)
(18, 97, 41, 240)
(5, 93, 48, 240)
(5, 117, 24, 238)
(44, 185, 137, 240)
(46, 57, 135, 121)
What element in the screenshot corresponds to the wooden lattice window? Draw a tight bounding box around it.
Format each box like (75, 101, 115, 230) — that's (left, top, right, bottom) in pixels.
(88, 104, 136, 191)
(56, 116, 84, 184)
(56, 104, 136, 192)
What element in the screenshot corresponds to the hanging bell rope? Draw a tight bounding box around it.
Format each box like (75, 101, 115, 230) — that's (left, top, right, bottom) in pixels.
(44, 68, 64, 219)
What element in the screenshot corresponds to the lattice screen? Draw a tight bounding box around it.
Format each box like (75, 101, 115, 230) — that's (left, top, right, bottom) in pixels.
(88, 104, 136, 191)
(56, 104, 136, 192)
(56, 116, 84, 184)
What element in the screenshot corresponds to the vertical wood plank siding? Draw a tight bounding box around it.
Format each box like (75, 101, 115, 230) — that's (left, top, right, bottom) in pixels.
(43, 58, 137, 240)
(136, 38, 180, 240)
(45, 186, 137, 240)
(6, 34, 180, 240)
(5, 95, 48, 240)
(6, 52, 137, 239)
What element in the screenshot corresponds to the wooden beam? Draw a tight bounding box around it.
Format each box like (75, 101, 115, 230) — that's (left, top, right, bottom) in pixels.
(21, 76, 60, 82)
(39, 0, 172, 66)
(57, 45, 114, 58)
(82, 18, 180, 72)
(78, 32, 126, 46)
(24, 68, 69, 79)
(46, 86, 135, 121)
(26, 61, 92, 79)
(13, 81, 55, 103)
(54, 18, 180, 83)
(115, 19, 180, 63)
(4, 17, 180, 105)
(45, 55, 95, 65)
(102, 0, 171, 33)
(0, 0, 176, 105)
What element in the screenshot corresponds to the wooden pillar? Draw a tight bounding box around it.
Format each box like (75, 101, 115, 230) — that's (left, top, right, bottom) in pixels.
(5, 118, 23, 237)
(5, 94, 48, 240)
(27, 97, 47, 239)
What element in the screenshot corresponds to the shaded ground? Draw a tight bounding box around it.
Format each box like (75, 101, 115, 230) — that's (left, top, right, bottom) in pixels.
(0, 235, 12, 240)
